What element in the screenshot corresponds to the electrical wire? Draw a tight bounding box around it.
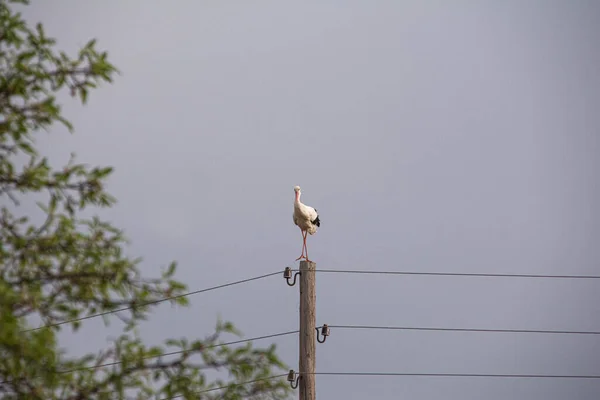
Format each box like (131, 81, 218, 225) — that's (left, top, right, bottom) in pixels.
(158, 370, 600, 399)
(314, 371, 600, 379)
(22, 266, 600, 333)
(307, 371, 600, 379)
(164, 373, 288, 399)
(22, 270, 282, 333)
(61, 330, 299, 373)
(326, 324, 600, 336)
(0, 330, 297, 385)
(301, 268, 600, 279)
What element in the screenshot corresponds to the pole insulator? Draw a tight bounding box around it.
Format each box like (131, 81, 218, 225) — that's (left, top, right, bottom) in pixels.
(284, 266, 300, 286)
(287, 369, 300, 389)
(316, 324, 330, 343)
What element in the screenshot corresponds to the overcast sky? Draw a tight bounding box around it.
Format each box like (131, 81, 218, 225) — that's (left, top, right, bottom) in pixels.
(23, 1, 600, 399)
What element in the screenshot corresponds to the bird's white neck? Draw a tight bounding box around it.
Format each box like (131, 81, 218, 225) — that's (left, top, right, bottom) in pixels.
(295, 191, 301, 203)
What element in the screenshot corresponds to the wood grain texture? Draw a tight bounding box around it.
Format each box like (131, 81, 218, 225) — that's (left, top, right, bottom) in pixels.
(299, 260, 316, 400)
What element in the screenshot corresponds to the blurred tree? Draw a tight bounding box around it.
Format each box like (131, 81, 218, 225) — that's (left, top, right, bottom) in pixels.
(0, 1, 290, 399)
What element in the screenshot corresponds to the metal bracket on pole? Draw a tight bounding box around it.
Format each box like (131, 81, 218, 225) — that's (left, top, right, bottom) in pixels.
(287, 369, 300, 389)
(284, 266, 300, 287)
(316, 324, 330, 343)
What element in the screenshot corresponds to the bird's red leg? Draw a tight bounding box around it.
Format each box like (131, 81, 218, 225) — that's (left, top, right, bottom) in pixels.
(295, 231, 307, 261)
(302, 231, 308, 260)
(303, 232, 311, 263)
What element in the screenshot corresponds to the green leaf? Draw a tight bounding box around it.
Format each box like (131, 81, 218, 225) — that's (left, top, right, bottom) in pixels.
(80, 87, 88, 104)
(19, 141, 35, 155)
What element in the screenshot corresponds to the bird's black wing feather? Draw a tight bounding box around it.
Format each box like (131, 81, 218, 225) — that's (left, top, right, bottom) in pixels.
(312, 212, 320, 227)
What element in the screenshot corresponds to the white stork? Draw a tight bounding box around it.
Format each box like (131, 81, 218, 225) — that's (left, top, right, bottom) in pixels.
(293, 186, 320, 262)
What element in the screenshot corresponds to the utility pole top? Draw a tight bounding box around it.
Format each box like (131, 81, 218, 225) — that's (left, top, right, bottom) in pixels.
(299, 260, 316, 400)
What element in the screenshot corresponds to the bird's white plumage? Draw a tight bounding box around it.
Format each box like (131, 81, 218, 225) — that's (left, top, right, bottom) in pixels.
(293, 203, 318, 234)
(293, 186, 319, 235)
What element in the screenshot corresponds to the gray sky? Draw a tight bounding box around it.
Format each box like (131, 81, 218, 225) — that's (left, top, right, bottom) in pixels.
(24, 1, 600, 398)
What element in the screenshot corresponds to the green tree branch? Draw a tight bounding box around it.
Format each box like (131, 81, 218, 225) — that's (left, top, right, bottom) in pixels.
(0, 1, 291, 398)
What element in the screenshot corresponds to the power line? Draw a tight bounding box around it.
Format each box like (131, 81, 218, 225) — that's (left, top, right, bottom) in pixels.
(61, 330, 298, 373)
(21, 266, 600, 333)
(308, 371, 600, 379)
(23, 270, 282, 333)
(144, 370, 600, 399)
(164, 374, 288, 399)
(13, 321, 600, 377)
(0, 331, 297, 384)
(327, 324, 600, 336)
(301, 268, 600, 279)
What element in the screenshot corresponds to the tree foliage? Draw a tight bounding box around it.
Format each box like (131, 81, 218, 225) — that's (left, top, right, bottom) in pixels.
(0, 1, 290, 399)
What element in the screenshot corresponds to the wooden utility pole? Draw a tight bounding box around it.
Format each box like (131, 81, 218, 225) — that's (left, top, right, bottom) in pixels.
(299, 260, 316, 400)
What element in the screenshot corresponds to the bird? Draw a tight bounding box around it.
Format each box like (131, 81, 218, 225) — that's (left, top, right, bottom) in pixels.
(292, 185, 320, 262)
